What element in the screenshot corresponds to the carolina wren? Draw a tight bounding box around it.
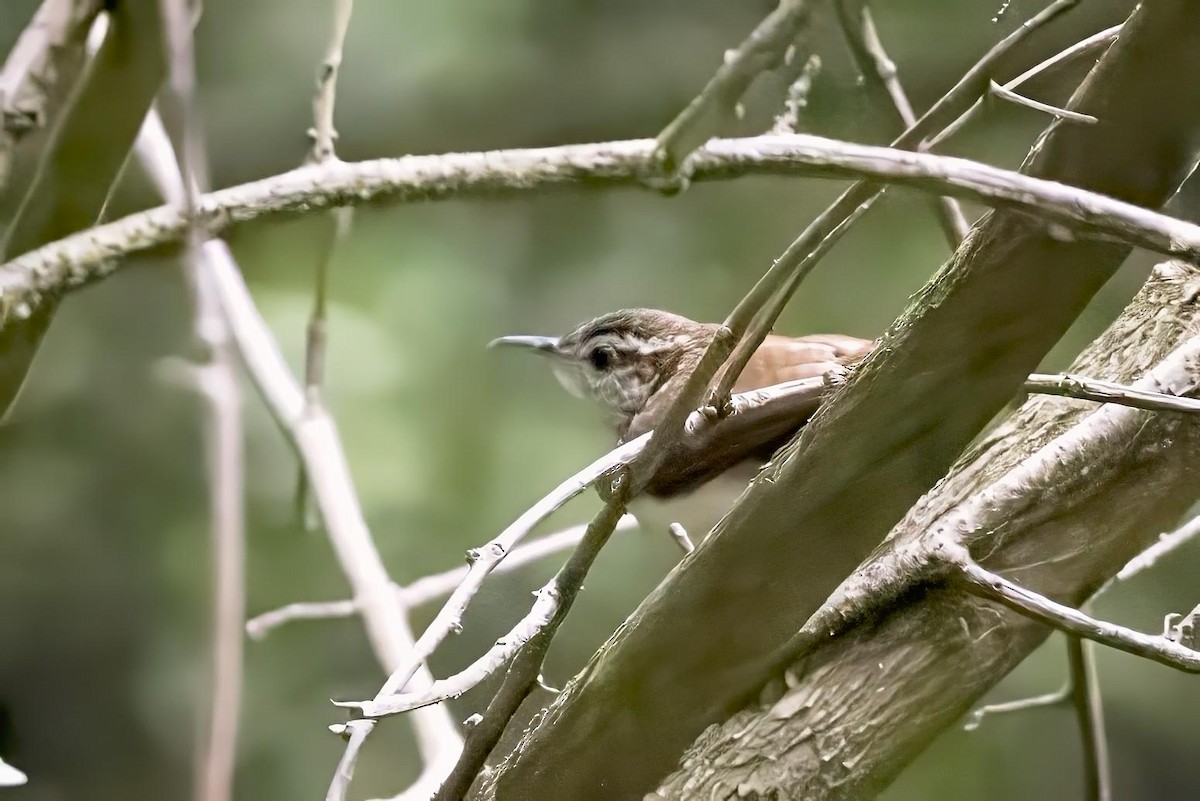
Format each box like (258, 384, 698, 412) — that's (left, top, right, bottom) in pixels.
(490, 308, 873, 538)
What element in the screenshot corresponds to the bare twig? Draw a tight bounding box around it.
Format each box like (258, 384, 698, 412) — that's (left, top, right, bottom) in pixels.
(430, 490, 631, 801)
(327, 720, 376, 801)
(135, 93, 463, 801)
(246, 598, 358, 638)
(1117, 513, 1200, 581)
(926, 24, 1121, 149)
(372, 438, 647, 699)
(706, 0, 1085, 409)
(340, 574, 564, 719)
(295, 0, 355, 525)
(835, 1, 969, 245)
(988, 79, 1098, 125)
(655, 0, 814, 173)
(964, 682, 1070, 731)
(951, 549, 1200, 673)
(1024, 372, 1200, 414)
(338, 378, 825, 790)
(373, 377, 826, 699)
(1068, 636, 1111, 801)
(308, 0, 352, 165)
(245, 517, 638, 639)
(962, 635, 1109, 801)
(156, 3, 245, 801)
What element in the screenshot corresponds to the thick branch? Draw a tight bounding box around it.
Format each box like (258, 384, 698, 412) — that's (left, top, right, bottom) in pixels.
(5, 132, 1200, 331)
(480, 3, 1200, 797)
(653, 258, 1200, 798)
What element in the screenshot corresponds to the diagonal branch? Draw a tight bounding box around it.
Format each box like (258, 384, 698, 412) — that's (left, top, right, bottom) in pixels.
(834, 0, 968, 245)
(950, 550, 1200, 673)
(654, 0, 816, 173)
(485, 2, 1200, 795)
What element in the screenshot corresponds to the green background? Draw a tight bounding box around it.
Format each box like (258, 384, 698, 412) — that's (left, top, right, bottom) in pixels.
(0, 0, 1196, 799)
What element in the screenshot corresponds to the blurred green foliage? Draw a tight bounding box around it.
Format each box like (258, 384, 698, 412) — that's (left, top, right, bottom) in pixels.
(0, 0, 1196, 799)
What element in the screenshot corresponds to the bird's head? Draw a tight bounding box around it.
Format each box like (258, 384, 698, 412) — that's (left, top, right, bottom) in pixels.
(489, 308, 714, 428)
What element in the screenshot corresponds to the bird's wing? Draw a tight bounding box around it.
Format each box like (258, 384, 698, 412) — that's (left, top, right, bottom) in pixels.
(626, 333, 873, 498)
(732, 333, 874, 391)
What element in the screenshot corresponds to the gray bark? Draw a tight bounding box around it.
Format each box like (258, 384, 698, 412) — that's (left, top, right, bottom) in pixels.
(478, 2, 1200, 798)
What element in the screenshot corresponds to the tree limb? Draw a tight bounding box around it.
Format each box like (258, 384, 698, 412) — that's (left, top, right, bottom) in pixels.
(4, 131, 1200, 336)
(478, 3, 1200, 797)
(651, 258, 1200, 798)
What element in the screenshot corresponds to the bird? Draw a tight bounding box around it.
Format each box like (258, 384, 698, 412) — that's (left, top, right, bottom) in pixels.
(489, 308, 874, 541)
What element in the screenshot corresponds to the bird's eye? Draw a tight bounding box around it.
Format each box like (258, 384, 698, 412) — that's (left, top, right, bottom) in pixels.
(589, 345, 615, 370)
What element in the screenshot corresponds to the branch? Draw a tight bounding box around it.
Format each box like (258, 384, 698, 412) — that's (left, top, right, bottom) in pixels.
(950, 549, 1200, 672)
(135, 80, 464, 801)
(1116, 513, 1200, 582)
(654, 0, 815, 173)
(5, 132, 1200, 334)
(1024, 372, 1200, 414)
(430, 496, 630, 801)
(485, 1, 1200, 794)
(834, 0, 968, 245)
(927, 24, 1121, 149)
(705, 0, 1094, 408)
(155, 4, 245, 801)
(988, 79, 1098, 126)
(372, 377, 826, 701)
(295, 0, 355, 526)
(326, 720, 376, 801)
(653, 258, 1200, 799)
(245, 517, 638, 640)
(1067, 637, 1111, 801)
(0, 0, 166, 418)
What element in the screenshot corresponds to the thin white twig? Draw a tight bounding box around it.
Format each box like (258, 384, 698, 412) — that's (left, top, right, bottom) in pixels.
(308, 0, 352, 165)
(245, 599, 358, 639)
(360, 379, 825, 715)
(926, 24, 1120, 148)
(339, 582, 562, 718)
(964, 683, 1069, 731)
(988, 79, 1098, 125)
(1025, 372, 1200, 414)
(373, 437, 649, 699)
(1116, 514, 1200, 581)
(244, 516, 637, 639)
(326, 720, 376, 801)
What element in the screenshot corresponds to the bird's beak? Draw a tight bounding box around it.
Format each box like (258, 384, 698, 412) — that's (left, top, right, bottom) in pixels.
(487, 335, 562, 356)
